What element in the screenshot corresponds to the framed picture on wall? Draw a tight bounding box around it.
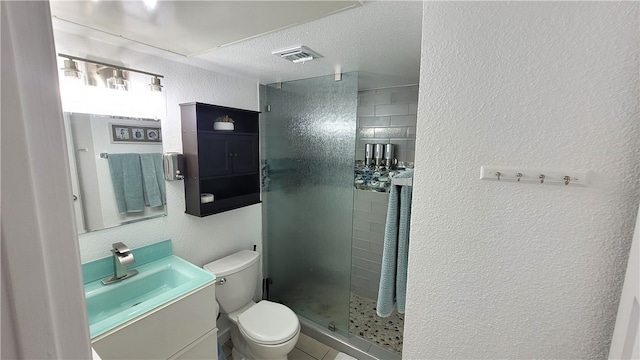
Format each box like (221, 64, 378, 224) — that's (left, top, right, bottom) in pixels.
(110, 123, 162, 144)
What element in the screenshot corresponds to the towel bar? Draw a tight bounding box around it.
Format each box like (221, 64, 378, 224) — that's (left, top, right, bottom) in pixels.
(391, 177, 413, 186)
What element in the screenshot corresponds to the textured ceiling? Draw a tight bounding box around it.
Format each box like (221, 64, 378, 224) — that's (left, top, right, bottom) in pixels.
(49, 1, 361, 56)
(51, 1, 423, 90)
(195, 1, 423, 89)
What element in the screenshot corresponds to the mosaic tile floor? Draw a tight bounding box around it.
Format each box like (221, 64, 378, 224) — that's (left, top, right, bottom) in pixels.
(275, 280, 403, 355)
(349, 293, 404, 354)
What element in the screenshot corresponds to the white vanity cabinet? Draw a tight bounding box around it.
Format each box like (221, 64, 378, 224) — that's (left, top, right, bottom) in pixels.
(92, 283, 217, 360)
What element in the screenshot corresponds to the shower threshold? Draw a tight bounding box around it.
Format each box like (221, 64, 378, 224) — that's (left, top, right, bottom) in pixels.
(298, 316, 401, 360)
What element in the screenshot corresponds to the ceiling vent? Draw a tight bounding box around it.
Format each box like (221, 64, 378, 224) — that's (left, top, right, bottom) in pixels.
(272, 46, 323, 64)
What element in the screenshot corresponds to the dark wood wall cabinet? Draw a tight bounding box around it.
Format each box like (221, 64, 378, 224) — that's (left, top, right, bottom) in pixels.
(180, 102, 260, 217)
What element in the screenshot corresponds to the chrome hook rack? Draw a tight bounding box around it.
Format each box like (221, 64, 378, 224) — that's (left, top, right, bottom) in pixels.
(480, 166, 589, 187)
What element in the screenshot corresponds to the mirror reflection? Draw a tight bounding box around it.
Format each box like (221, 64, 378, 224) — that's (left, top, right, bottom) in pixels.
(64, 112, 166, 234)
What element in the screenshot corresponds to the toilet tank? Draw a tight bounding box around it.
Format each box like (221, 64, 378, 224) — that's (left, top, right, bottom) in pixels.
(203, 250, 260, 314)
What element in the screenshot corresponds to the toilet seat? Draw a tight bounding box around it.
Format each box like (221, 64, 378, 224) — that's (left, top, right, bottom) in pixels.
(238, 301, 299, 345)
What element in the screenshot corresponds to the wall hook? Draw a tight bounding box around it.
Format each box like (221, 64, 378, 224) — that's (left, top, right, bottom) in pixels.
(480, 166, 589, 187)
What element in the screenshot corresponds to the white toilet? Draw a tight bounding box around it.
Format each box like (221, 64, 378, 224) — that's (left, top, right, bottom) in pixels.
(204, 250, 300, 360)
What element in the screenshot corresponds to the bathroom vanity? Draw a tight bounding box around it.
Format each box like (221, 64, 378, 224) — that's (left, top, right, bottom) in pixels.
(92, 283, 217, 359)
(83, 240, 218, 359)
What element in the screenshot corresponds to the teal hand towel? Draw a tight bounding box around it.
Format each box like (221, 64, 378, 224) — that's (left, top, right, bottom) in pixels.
(377, 170, 413, 317)
(107, 154, 144, 213)
(140, 153, 166, 208)
(396, 184, 412, 314)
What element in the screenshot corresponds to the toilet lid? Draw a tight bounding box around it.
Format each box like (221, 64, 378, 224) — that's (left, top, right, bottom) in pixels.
(238, 301, 299, 345)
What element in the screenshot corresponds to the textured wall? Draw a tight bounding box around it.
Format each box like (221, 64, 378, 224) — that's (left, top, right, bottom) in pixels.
(404, 2, 639, 359)
(53, 31, 262, 267)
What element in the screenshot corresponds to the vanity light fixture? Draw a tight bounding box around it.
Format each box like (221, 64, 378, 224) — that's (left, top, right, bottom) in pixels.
(58, 53, 164, 92)
(108, 68, 128, 91)
(60, 58, 82, 79)
(149, 76, 163, 92)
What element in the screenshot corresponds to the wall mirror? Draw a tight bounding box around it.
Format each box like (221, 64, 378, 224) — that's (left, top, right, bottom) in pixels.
(64, 113, 167, 234)
(57, 55, 168, 234)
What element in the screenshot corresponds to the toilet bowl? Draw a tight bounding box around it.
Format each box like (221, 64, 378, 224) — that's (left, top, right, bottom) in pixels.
(204, 251, 300, 360)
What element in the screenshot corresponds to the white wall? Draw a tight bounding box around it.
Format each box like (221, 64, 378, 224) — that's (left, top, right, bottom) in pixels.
(53, 31, 263, 266)
(404, 2, 639, 358)
(1, 2, 91, 358)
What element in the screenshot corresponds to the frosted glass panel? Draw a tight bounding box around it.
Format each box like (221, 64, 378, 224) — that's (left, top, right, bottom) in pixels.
(263, 72, 357, 335)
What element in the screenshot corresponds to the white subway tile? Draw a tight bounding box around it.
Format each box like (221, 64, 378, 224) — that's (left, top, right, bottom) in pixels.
(358, 89, 376, 96)
(354, 229, 385, 242)
(368, 278, 380, 291)
(371, 202, 388, 215)
(360, 93, 391, 106)
(352, 256, 372, 269)
(358, 128, 375, 138)
(357, 190, 389, 205)
(353, 219, 370, 231)
(354, 198, 372, 212)
(390, 115, 418, 127)
(353, 238, 370, 251)
(396, 150, 408, 162)
(375, 127, 407, 139)
(391, 90, 419, 104)
(352, 286, 378, 301)
(370, 243, 384, 255)
(408, 103, 418, 115)
(351, 275, 369, 288)
(369, 261, 382, 273)
(374, 104, 409, 116)
(375, 84, 418, 94)
(361, 249, 383, 263)
(369, 222, 386, 234)
(352, 248, 369, 259)
(353, 266, 377, 279)
(359, 116, 391, 127)
(358, 105, 375, 116)
(389, 139, 407, 152)
(354, 210, 386, 226)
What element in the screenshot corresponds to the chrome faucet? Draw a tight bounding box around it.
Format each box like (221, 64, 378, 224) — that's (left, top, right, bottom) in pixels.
(102, 242, 138, 285)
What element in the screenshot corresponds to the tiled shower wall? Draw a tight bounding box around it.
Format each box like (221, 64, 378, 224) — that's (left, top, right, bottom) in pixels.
(351, 85, 418, 300)
(351, 189, 389, 299)
(356, 85, 419, 163)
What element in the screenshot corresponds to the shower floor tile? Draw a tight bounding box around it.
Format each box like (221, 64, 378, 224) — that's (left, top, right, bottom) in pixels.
(349, 293, 404, 354)
(274, 280, 403, 356)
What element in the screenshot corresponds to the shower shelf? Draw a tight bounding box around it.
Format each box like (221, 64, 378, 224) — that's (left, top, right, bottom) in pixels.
(180, 102, 261, 217)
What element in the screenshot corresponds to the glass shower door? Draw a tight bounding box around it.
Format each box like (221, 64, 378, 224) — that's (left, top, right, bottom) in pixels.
(262, 72, 358, 335)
